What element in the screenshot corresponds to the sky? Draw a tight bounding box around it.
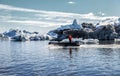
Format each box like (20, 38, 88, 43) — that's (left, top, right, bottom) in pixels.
(0, 0, 120, 33)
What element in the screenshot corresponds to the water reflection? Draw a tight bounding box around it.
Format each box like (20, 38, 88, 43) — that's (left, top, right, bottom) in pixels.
(68, 48, 78, 58)
(97, 48, 113, 56)
(48, 46, 79, 59)
(69, 48, 72, 58)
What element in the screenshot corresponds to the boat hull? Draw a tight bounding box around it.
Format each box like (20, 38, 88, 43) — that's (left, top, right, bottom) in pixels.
(48, 41, 80, 46)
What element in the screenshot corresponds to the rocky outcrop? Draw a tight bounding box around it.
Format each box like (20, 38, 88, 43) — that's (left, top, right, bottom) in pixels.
(81, 22, 95, 31)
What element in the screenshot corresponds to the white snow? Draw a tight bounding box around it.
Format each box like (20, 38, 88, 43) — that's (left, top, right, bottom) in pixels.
(99, 17, 119, 26)
(95, 17, 120, 30)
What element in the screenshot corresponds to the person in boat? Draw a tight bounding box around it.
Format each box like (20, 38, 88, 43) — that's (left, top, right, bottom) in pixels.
(68, 34, 72, 43)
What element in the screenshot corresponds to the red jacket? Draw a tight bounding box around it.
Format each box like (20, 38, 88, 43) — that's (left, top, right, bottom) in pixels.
(68, 35, 72, 41)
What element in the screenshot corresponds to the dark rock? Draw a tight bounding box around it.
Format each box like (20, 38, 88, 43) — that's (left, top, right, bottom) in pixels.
(94, 24, 117, 40)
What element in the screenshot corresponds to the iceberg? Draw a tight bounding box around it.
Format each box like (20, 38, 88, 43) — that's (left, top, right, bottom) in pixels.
(3, 29, 21, 37)
(48, 19, 83, 38)
(11, 35, 29, 41)
(1, 29, 50, 41)
(99, 17, 120, 26)
(47, 30, 58, 38)
(57, 19, 82, 30)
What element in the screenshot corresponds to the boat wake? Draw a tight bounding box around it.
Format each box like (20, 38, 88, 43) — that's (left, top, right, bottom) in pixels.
(47, 44, 120, 49)
(80, 44, 120, 48)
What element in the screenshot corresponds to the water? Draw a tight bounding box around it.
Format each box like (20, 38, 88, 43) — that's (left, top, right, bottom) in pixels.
(0, 41, 120, 76)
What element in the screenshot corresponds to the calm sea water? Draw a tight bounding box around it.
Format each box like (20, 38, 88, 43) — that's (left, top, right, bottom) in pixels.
(0, 41, 120, 76)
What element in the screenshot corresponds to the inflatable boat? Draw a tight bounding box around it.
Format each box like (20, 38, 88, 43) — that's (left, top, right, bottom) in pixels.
(48, 41, 80, 46)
